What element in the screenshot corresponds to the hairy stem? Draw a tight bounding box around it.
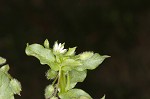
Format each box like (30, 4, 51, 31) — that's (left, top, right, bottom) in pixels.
(50, 69, 61, 98)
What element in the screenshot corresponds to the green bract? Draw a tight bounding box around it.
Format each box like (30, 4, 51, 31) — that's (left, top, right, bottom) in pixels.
(101, 95, 105, 99)
(0, 57, 6, 64)
(45, 85, 55, 99)
(0, 57, 22, 99)
(25, 39, 108, 99)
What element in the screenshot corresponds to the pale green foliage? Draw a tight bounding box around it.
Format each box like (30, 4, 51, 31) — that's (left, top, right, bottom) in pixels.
(9, 79, 21, 95)
(26, 44, 55, 64)
(25, 39, 109, 99)
(45, 85, 55, 99)
(46, 69, 57, 80)
(65, 70, 87, 90)
(65, 47, 76, 56)
(101, 95, 105, 99)
(59, 89, 92, 99)
(44, 39, 50, 49)
(51, 96, 58, 99)
(78, 52, 94, 60)
(0, 57, 21, 99)
(0, 57, 6, 64)
(76, 53, 109, 71)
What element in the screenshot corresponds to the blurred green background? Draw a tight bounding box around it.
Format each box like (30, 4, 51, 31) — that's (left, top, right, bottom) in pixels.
(0, 0, 150, 99)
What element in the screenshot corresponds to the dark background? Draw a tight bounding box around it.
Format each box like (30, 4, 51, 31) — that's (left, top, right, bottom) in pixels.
(0, 0, 150, 99)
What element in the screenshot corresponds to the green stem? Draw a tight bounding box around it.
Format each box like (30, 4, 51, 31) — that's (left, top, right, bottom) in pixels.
(52, 73, 59, 86)
(52, 69, 61, 97)
(53, 67, 67, 97)
(59, 70, 66, 93)
(66, 72, 70, 91)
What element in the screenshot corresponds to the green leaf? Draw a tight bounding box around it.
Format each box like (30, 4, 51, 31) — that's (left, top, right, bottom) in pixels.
(66, 70, 87, 90)
(51, 96, 58, 99)
(45, 85, 55, 99)
(61, 59, 82, 71)
(59, 89, 92, 99)
(49, 62, 60, 71)
(0, 65, 21, 99)
(70, 70, 87, 83)
(76, 53, 109, 71)
(66, 82, 77, 92)
(46, 69, 57, 80)
(101, 95, 105, 99)
(0, 64, 10, 72)
(10, 79, 22, 95)
(80, 96, 91, 99)
(25, 44, 55, 66)
(78, 52, 94, 60)
(0, 57, 6, 65)
(44, 39, 50, 49)
(65, 47, 76, 56)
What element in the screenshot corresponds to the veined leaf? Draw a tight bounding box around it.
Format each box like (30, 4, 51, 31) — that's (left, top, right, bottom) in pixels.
(59, 89, 92, 99)
(25, 44, 55, 66)
(76, 53, 109, 71)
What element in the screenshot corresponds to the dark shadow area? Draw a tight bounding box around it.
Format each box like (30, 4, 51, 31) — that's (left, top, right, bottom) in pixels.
(0, 0, 150, 99)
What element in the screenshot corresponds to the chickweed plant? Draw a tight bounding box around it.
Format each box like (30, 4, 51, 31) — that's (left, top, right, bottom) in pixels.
(0, 57, 21, 99)
(0, 39, 109, 99)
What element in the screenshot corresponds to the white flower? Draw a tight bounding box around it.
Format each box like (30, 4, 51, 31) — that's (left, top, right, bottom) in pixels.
(53, 41, 67, 54)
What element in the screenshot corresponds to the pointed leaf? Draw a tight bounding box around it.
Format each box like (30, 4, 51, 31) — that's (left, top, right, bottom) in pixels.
(0, 64, 10, 72)
(76, 53, 109, 71)
(25, 44, 55, 65)
(101, 95, 105, 99)
(59, 89, 92, 99)
(65, 47, 76, 56)
(44, 39, 50, 49)
(0, 57, 6, 65)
